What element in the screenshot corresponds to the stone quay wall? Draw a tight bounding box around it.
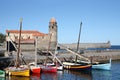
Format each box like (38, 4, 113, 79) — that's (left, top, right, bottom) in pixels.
(4, 49, 120, 64)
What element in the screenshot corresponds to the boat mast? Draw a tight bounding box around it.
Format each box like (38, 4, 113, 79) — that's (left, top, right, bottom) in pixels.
(75, 22, 82, 63)
(16, 18, 23, 67)
(58, 44, 90, 62)
(35, 36, 38, 67)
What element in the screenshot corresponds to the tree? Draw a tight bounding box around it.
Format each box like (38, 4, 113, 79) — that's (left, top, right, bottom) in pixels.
(0, 33, 6, 43)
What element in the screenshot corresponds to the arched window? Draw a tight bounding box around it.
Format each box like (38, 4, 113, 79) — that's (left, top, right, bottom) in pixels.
(14, 35, 18, 39)
(42, 36, 44, 39)
(52, 26, 54, 29)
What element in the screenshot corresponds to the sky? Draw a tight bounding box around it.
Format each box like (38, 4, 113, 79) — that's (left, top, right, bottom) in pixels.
(0, 0, 120, 45)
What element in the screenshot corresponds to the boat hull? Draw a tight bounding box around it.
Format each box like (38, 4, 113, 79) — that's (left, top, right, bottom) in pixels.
(92, 63, 111, 70)
(57, 66, 63, 71)
(64, 64, 92, 71)
(8, 76, 30, 80)
(30, 66, 41, 74)
(41, 66, 57, 73)
(63, 62, 92, 72)
(9, 69, 30, 77)
(0, 70, 5, 77)
(6, 67, 30, 77)
(92, 59, 111, 70)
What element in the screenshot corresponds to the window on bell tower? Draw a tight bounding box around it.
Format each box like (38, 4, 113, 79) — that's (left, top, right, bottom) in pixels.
(52, 26, 54, 29)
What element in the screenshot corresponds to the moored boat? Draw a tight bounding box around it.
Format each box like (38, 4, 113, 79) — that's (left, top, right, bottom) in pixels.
(5, 18, 30, 77)
(0, 70, 5, 77)
(63, 61, 92, 72)
(6, 67, 30, 77)
(29, 62, 41, 74)
(30, 66, 41, 74)
(29, 37, 41, 74)
(58, 22, 92, 72)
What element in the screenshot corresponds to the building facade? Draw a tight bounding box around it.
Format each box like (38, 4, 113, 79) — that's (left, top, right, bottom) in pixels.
(6, 18, 58, 51)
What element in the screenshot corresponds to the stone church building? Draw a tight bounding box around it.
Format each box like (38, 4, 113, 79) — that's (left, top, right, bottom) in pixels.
(6, 18, 57, 51)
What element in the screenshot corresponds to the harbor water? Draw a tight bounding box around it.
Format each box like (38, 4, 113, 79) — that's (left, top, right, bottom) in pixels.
(0, 60, 119, 80)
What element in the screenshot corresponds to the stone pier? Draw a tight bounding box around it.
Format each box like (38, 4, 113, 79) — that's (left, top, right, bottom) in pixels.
(4, 50, 120, 64)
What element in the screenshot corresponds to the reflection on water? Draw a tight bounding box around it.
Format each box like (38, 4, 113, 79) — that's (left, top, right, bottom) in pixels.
(31, 73, 41, 80)
(6, 76, 30, 80)
(3, 70, 112, 80)
(1, 70, 112, 80)
(4, 70, 92, 80)
(60, 70, 92, 80)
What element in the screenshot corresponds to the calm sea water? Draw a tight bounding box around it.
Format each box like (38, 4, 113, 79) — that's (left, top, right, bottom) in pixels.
(0, 45, 120, 80)
(0, 60, 119, 80)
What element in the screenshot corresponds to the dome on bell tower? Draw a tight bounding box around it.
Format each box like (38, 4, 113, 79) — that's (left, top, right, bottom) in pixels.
(50, 17, 56, 23)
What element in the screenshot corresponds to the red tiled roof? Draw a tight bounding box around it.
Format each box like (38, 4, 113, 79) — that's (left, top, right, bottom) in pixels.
(33, 33, 46, 36)
(6, 30, 46, 36)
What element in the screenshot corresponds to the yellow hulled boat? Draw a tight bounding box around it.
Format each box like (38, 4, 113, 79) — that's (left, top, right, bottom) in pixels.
(7, 67, 30, 77)
(6, 18, 30, 77)
(9, 69, 30, 77)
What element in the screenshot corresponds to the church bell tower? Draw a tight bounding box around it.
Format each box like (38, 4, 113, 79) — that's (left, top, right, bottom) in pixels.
(49, 17, 57, 50)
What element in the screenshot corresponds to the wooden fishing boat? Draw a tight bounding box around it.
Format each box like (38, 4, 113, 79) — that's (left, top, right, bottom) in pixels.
(92, 58, 111, 70)
(40, 34, 61, 73)
(61, 22, 91, 72)
(0, 70, 5, 77)
(5, 18, 30, 77)
(63, 61, 92, 72)
(7, 67, 30, 76)
(29, 37, 41, 74)
(29, 62, 41, 74)
(30, 66, 41, 74)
